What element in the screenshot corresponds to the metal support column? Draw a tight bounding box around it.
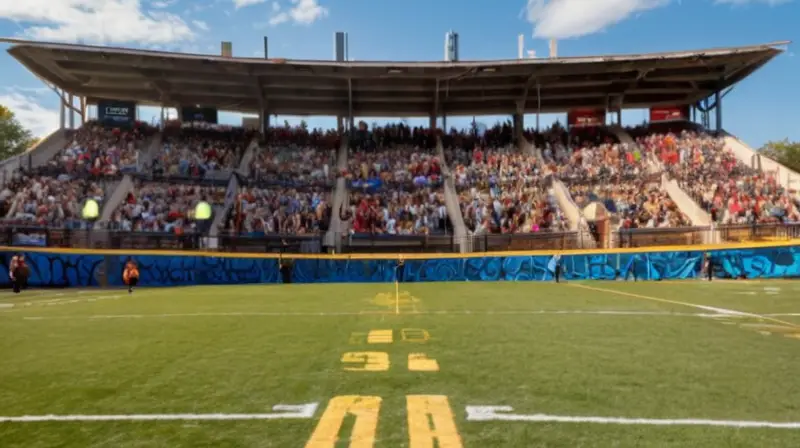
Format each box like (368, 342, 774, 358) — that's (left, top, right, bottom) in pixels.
(513, 100, 525, 142)
(432, 79, 440, 132)
(442, 115, 447, 132)
(258, 108, 266, 135)
(347, 78, 354, 133)
(715, 89, 723, 132)
(535, 82, 541, 131)
(429, 115, 436, 131)
(58, 89, 66, 129)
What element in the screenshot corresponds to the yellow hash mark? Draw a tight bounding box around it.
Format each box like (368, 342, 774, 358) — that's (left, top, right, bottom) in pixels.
(372, 291, 420, 309)
(567, 283, 800, 330)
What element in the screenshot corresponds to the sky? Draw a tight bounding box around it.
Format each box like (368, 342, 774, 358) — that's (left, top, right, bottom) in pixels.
(0, 0, 798, 149)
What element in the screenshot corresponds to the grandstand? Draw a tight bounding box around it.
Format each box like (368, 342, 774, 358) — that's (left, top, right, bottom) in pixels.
(4, 36, 800, 448)
(1, 38, 799, 253)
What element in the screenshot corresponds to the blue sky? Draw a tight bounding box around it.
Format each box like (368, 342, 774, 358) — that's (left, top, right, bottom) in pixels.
(0, 0, 797, 149)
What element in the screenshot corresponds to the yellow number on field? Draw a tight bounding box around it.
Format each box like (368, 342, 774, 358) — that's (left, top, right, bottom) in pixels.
(401, 328, 430, 343)
(407, 395, 463, 448)
(305, 396, 381, 448)
(341, 352, 390, 372)
(366, 330, 393, 344)
(407, 353, 439, 372)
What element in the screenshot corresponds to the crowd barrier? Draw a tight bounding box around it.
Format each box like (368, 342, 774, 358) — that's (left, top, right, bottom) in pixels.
(7, 224, 798, 255)
(1, 241, 798, 288)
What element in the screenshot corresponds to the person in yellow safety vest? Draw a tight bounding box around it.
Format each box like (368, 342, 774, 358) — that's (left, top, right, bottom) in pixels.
(194, 198, 212, 234)
(82, 198, 99, 228)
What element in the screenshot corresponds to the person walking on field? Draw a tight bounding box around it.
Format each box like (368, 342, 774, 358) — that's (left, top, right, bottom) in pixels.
(123, 258, 140, 294)
(9, 253, 29, 294)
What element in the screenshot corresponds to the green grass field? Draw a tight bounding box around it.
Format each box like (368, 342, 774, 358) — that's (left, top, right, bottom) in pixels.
(2, 280, 800, 447)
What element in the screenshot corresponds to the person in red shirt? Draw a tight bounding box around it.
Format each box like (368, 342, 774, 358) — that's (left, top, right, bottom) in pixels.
(9, 253, 29, 294)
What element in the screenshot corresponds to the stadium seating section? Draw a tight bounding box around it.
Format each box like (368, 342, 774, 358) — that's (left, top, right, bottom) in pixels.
(2, 120, 798, 246)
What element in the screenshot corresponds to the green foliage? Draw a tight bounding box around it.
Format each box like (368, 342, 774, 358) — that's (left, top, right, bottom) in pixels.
(761, 139, 800, 173)
(0, 104, 37, 161)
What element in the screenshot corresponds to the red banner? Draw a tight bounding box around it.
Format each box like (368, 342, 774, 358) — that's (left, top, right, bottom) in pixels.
(649, 106, 690, 122)
(567, 109, 605, 128)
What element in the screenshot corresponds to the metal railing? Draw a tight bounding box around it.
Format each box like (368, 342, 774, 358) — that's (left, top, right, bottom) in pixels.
(2, 224, 798, 254)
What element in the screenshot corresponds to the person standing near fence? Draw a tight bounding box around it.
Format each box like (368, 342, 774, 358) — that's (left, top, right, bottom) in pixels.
(549, 254, 563, 283)
(9, 253, 29, 294)
(703, 251, 714, 281)
(123, 258, 140, 294)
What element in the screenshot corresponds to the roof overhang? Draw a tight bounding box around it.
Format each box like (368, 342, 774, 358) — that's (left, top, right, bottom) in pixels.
(2, 38, 788, 117)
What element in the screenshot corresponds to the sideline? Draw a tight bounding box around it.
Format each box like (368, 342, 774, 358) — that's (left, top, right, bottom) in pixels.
(0, 403, 319, 422)
(10, 310, 729, 320)
(567, 283, 800, 329)
(465, 406, 800, 429)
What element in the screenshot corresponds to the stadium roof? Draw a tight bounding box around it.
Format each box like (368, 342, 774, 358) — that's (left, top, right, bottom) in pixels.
(2, 38, 788, 117)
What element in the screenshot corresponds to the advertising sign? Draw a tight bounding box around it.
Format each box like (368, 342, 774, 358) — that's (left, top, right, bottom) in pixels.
(650, 106, 690, 122)
(567, 109, 605, 128)
(97, 100, 136, 127)
(181, 106, 219, 124)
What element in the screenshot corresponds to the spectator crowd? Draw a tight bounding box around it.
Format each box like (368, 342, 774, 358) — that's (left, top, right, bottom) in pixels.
(1, 118, 798, 243)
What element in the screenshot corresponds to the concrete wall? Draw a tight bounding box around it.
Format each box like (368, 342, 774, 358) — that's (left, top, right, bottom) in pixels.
(136, 132, 162, 172)
(0, 129, 68, 181)
(724, 134, 800, 198)
(519, 135, 596, 249)
(99, 174, 134, 223)
(324, 135, 350, 250)
(436, 137, 468, 252)
(236, 137, 260, 178)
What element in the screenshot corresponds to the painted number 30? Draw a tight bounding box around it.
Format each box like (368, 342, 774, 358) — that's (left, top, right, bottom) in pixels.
(341, 352, 439, 372)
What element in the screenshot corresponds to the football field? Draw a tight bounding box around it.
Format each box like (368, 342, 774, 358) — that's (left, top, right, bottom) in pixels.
(2, 280, 800, 447)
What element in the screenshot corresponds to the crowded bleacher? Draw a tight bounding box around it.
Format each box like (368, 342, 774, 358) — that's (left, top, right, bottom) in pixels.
(339, 124, 450, 236)
(638, 129, 800, 225)
(2, 111, 798, 251)
(443, 122, 568, 235)
(51, 121, 155, 176)
(108, 181, 226, 233)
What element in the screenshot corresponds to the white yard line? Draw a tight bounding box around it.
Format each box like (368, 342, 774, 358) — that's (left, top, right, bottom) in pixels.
(465, 406, 800, 429)
(12, 310, 720, 320)
(0, 295, 122, 310)
(0, 403, 319, 423)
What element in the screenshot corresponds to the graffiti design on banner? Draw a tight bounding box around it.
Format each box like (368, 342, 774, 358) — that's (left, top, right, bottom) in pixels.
(2, 245, 799, 287)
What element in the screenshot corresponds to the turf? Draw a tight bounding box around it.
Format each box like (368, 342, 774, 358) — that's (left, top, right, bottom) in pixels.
(1, 280, 800, 447)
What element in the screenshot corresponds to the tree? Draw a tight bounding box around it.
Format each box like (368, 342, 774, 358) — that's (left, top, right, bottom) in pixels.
(760, 139, 800, 173)
(0, 104, 36, 160)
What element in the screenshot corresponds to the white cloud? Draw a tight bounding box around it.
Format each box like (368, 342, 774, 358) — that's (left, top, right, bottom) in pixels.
(268, 12, 289, 25)
(0, 90, 60, 137)
(150, 0, 177, 8)
(192, 19, 209, 31)
(525, 0, 669, 40)
(233, 0, 266, 8)
(268, 0, 327, 26)
(524, 0, 793, 40)
(0, 0, 195, 45)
